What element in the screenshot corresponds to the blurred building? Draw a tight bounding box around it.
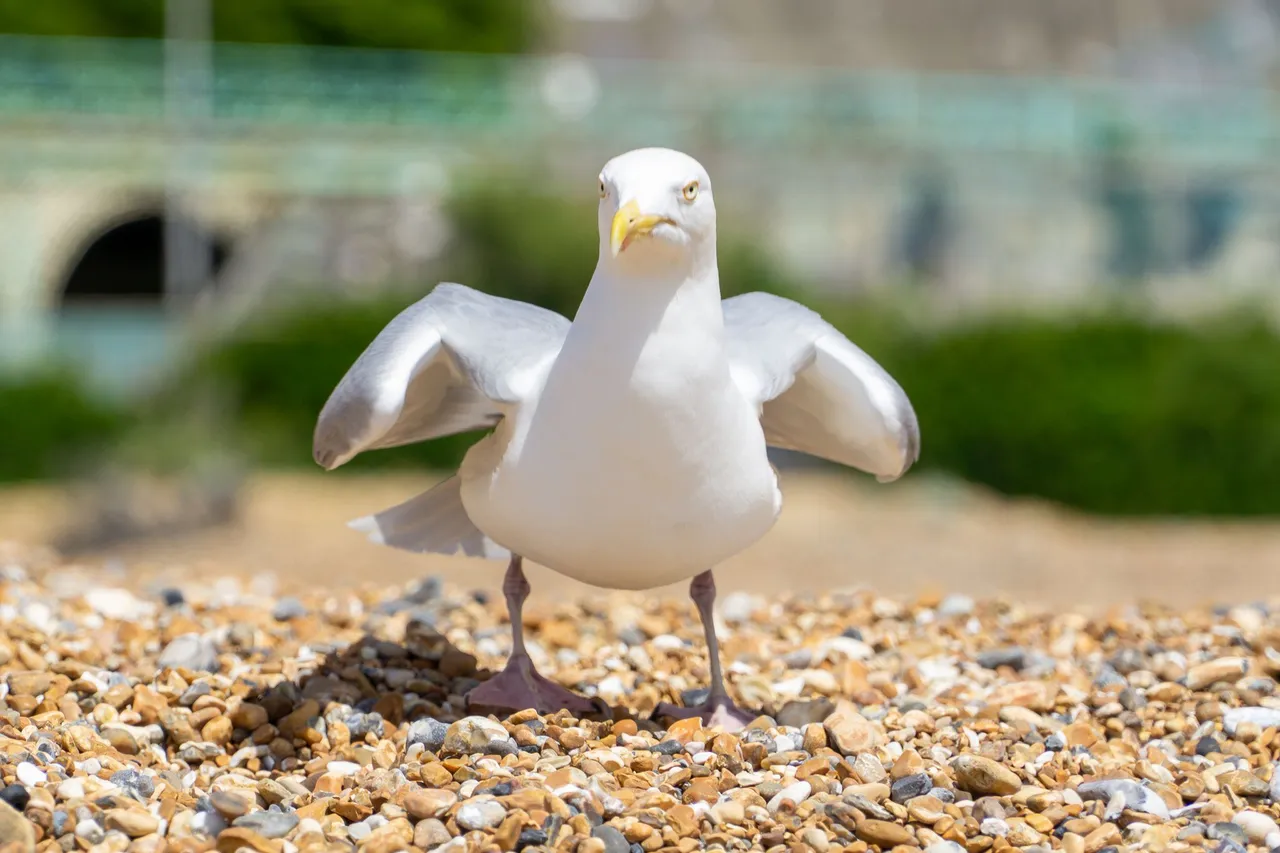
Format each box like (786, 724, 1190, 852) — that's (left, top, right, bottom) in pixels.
(2, 0, 1280, 394)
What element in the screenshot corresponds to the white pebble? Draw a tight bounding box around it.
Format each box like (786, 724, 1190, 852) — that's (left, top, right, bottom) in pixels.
(296, 818, 324, 835)
(691, 751, 716, 765)
(926, 844, 966, 853)
(75, 819, 105, 843)
(767, 781, 811, 814)
(596, 675, 625, 697)
(16, 762, 47, 786)
(190, 811, 226, 837)
(1234, 810, 1280, 844)
(772, 735, 797, 752)
(57, 778, 86, 800)
(456, 800, 507, 831)
(326, 760, 361, 777)
(980, 818, 1010, 837)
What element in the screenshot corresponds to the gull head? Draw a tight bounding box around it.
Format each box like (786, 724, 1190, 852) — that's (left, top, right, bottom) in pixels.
(597, 147, 716, 273)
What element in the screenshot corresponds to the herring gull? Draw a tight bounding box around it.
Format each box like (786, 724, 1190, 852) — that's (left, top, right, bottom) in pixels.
(313, 147, 920, 728)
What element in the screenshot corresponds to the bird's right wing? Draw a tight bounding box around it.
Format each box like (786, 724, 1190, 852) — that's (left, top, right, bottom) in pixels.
(313, 282, 571, 470)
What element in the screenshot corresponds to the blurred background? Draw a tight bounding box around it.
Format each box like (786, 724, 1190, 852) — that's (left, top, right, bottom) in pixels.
(3, 0, 1280, 607)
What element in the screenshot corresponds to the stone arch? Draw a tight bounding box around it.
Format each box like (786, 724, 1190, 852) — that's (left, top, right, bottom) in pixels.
(57, 209, 231, 309)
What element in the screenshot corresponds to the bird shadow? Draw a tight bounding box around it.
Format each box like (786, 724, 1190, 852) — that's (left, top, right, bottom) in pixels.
(238, 619, 651, 739)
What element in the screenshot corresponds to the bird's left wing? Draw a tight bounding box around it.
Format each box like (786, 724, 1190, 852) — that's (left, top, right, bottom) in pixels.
(722, 291, 920, 482)
(313, 282, 570, 470)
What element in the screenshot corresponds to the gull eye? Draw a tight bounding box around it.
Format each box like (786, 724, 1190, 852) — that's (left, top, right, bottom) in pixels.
(681, 180, 699, 202)
(598, 178, 607, 199)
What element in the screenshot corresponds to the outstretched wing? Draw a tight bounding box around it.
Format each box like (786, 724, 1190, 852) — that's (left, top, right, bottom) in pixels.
(313, 282, 571, 470)
(722, 291, 920, 482)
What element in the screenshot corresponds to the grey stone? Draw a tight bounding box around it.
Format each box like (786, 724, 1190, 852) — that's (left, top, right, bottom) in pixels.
(233, 810, 300, 839)
(1224, 707, 1280, 735)
(158, 633, 218, 673)
(774, 698, 835, 729)
(407, 718, 449, 752)
(976, 648, 1026, 671)
(592, 825, 630, 853)
(271, 597, 307, 621)
(891, 773, 932, 804)
(109, 768, 154, 801)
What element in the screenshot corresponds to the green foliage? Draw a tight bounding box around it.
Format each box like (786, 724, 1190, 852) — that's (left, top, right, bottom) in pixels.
(0, 370, 129, 481)
(0, 0, 536, 53)
(873, 312, 1280, 516)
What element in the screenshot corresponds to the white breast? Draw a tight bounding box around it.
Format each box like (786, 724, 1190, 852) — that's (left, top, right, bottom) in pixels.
(459, 277, 781, 590)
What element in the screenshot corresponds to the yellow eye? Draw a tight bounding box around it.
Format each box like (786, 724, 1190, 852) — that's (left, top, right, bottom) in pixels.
(598, 178, 607, 199)
(682, 180, 699, 202)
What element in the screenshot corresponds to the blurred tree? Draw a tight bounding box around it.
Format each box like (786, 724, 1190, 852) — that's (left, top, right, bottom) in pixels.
(0, 0, 537, 53)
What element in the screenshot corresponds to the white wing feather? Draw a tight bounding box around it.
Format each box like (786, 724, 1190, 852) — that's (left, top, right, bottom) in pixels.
(723, 291, 920, 482)
(313, 282, 570, 470)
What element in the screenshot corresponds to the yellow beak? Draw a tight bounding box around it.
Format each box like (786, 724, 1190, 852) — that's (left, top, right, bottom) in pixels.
(610, 200, 671, 257)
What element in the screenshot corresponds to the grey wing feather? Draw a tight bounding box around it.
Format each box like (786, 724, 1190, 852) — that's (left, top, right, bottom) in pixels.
(723, 291, 920, 482)
(313, 283, 570, 470)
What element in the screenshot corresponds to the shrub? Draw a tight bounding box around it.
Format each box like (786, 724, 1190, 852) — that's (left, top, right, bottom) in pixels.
(874, 311, 1280, 516)
(0, 370, 129, 481)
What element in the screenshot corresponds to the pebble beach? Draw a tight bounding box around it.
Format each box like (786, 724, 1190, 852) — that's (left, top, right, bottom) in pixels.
(5, 540, 1280, 853)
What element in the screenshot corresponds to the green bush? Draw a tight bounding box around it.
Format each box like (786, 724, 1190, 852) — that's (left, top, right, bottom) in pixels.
(0, 370, 129, 481)
(881, 312, 1280, 516)
(3, 0, 536, 53)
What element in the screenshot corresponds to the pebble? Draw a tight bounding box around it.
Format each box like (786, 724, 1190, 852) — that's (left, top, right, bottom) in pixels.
(824, 700, 880, 753)
(4, 543, 1280, 853)
(591, 824, 630, 853)
(953, 754, 1022, 796)
(14, 762, 45, 787)
(233, 810, 300, 839)
(857, 818, 915, 846)
(767, 780, 811, 813)
(0, 784, 30, 811)
(442, 716, 516, 756)
(75, 818, 106, 843)
(1222, 706, 1280, 734)
(105, 808, 160, 837)
(1233, 810, 1280, 844)
(157, 632, 219, 672)
(406, 718, 449, 752)
(891, 772, 932, 803)
(271, 596, 307, 621)
(456, 800, 507, 831)
(109, 767, 155, 800)
(0, 801, 33, 853)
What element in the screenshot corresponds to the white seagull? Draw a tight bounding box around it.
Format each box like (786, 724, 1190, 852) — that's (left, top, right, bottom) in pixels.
(313, 147, 919, 728)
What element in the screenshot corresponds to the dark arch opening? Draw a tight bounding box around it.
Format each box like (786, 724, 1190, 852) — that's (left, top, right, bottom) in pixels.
(60, 215, 231, 307)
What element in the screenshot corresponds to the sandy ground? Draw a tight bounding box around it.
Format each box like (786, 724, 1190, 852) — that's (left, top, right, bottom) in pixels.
(3, 469, 1279, 611)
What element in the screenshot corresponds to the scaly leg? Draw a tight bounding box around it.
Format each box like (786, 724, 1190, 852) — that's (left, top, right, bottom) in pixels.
(465, 555, 597, 715)
(652, 570, 756, 731)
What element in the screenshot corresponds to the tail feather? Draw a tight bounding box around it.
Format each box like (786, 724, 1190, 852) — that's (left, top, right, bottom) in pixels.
(348, 476, 509, 560)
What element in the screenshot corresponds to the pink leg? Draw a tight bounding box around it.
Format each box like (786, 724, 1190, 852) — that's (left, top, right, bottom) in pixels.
(465, 555, 598, 715)
(652, 570, 756, 731)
